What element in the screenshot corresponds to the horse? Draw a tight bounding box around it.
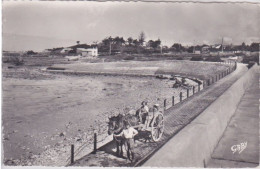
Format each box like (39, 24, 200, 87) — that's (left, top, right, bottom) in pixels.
(108, 113, 139, 159)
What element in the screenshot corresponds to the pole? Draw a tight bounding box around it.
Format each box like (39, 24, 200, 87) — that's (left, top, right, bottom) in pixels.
(180, 92, 183, 102)
(193, 86, 195, 94)
(172, 96, 175, 106)
(71, 144, 74, 164)
(94, 133, 97, 154)
(109, 42, 111, 55)
(164, 99, 167, 110)
(221, 37, 224, 53)
(187, 89, 189, 98)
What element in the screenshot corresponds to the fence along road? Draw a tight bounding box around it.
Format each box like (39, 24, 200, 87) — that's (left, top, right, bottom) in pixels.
(71, 63, 246, 167)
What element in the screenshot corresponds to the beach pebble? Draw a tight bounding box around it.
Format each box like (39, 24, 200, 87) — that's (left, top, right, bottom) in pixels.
(5, 159, 15, 165)
(3, 137, 9, 141)
(59, 132, 66, 137)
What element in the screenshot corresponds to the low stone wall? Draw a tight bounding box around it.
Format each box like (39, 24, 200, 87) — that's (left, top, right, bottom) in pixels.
(143, 64, 258, 167)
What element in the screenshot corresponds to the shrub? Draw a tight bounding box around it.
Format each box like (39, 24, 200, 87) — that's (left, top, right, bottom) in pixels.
(27, 50, 37, 55)
(3, 55, 24, 66)
(242, 54, 259, 65)
(247, 61, 256, 69)
(234, 52, 245, 56)
(190, 56, 203, 61)
(123, 55, 135, 60)
(204, 56, 222, 62)
(176, 57, 183, 60)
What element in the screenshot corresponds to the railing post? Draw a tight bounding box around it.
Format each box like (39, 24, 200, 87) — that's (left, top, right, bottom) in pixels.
(164, 99, 167, 110)
(94, 133, 97, 154)
(187, 89, 189, 98)
(193, 86, 195, 94)
(172, 96, 175, 106)
(180, 92, 183, 102)
(71, 144, 74, 164)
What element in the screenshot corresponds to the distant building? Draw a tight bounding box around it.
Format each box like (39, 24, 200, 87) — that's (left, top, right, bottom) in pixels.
(194, 50, 201, 54)
(213, 44, 222, 49)
(201, 45, 210, 54)
(50, 47, 64, 54)
(76, 47, 98, 57)
(42, 49, 52, 54)
(60, 48, 73, 54)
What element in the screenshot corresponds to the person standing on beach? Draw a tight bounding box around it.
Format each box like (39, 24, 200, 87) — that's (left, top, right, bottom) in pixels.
(114, 121, 138, 162)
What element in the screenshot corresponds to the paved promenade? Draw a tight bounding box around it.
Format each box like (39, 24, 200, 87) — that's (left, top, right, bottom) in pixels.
(208, 71, 259, 168)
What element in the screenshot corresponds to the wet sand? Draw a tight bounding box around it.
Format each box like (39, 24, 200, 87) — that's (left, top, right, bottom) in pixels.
(2, 60, 229, 166)
(2, 67, 189, 165)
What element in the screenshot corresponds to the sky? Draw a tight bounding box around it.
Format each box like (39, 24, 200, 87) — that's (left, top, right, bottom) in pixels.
(2, 1, 260, 52)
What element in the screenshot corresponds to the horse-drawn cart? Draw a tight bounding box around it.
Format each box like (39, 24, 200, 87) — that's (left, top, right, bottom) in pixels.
(108, 106, 165, 161)
(108, 109, 165, 142)
(132, 111, 164, 142)
(149, 112, 164, 142)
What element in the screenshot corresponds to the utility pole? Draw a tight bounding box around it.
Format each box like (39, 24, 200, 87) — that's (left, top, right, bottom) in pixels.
(193, 40, 195, 53)
(221, 37, 224, 53)
(179, 40, 180, 52)
(109, 41, 111, 55)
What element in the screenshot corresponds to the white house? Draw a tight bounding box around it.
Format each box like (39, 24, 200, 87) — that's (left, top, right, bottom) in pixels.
(194, 50, 201, 54)
(76, 48, 98, 57)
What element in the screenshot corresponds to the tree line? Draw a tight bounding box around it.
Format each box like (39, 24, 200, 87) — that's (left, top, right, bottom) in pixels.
(42, 31, 259, 55)
(97, 31, 164, 55)
(93, 32, 259, 55)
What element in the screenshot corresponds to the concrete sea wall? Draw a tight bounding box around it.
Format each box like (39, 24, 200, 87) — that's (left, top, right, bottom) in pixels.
(143, 64, 258, 167)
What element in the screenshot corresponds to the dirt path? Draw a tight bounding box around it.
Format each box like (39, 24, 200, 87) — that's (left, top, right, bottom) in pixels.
(72, 64, 247, 167)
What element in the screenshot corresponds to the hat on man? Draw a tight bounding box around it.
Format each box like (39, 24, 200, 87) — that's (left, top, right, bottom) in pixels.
(154, 104, 159, 107)
(141, 101, 148, 105)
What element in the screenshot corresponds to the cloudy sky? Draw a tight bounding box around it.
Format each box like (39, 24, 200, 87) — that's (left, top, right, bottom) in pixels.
(2, 1, 260, 51)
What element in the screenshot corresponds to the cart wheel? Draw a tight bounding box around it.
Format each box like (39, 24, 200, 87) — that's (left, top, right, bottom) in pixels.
(151, 113, 164, 142)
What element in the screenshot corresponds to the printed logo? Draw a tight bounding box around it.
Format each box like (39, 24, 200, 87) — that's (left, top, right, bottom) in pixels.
(231, 142, 247, 154)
